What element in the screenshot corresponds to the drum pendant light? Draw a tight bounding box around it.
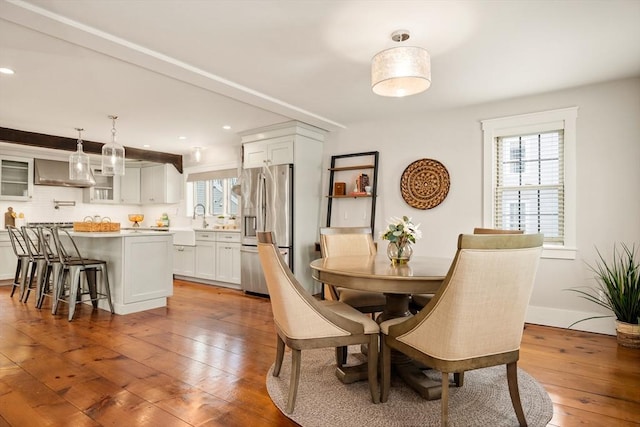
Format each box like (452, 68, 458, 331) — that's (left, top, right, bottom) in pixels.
(371, 30, 431, 97)
(101, 115, 125, 176)
(69, 127, 96, 185)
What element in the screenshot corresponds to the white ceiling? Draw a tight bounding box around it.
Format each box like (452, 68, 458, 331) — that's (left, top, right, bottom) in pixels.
(1, 0, 639, 161)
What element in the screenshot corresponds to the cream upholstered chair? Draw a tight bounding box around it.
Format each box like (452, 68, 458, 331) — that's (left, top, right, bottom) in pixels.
(410, 228, 525, 312)
(380, 233, 543, 427)
(319, 227, 386, 314)
(473, 227, 524, 235)
(257, 232, 380, 414)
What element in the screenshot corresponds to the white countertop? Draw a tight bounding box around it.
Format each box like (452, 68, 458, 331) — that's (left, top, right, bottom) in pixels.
(69, 230, 175, 238)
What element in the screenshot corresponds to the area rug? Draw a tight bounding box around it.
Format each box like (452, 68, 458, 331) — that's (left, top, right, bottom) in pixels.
(266, 347, 553, 427)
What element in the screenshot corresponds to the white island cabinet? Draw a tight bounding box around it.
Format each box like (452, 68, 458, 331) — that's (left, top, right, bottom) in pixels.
(69, 231, 173, 315)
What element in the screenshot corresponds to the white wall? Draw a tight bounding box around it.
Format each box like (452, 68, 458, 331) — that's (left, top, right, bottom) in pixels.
(320, 77, 640, 335)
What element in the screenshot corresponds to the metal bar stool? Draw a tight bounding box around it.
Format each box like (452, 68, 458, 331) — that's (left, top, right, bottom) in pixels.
(35, 226, 63, 310)
(50, 227, 115, 321)
(20, 225, 47, 304)
(6, 226, 34, 300)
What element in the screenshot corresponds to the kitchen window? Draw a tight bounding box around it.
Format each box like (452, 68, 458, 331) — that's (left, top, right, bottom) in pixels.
(482, 107, 578, 259)
(186, 169, 239, 218)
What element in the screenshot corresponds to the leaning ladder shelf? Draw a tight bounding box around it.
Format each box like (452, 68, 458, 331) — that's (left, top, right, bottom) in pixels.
(326, 151, 379, 235)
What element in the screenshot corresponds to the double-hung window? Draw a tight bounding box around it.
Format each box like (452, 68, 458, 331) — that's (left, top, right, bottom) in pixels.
(186, 169, 239, 218)
(482, 107, 578, 259)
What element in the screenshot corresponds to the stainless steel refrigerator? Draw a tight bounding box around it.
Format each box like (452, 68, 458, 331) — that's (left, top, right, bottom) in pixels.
(240, 164, 293, 295)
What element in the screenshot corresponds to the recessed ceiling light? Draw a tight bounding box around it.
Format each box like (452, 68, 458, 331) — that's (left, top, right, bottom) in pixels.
(143, 144, 150, 148)
(222, 125, 231, 130)
(0, 67, 15, 75)
(178, 136, 187, 140)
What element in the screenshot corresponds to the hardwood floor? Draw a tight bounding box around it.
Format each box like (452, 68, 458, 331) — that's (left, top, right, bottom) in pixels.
(0, 279, 638, 426)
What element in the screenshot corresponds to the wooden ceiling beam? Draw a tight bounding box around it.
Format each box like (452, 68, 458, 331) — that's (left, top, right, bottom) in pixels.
(0, 127, 183, 173)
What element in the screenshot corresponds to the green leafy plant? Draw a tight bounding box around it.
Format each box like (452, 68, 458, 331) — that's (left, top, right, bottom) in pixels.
(567, 243, 640, 327)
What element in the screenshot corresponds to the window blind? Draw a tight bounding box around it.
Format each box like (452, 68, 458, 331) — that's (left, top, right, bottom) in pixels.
(495, 130, 564, 244)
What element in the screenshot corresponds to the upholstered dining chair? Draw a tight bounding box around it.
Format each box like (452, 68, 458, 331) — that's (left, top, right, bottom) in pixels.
(319, 227, 386, 315)
(473, 227, 524, 235)
(410, 227, 525, 312)
(380, 233, 543, 427)
(257, 231, 380, 413)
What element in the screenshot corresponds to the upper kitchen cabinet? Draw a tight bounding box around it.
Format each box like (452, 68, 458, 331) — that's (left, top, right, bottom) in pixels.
(84, 167, 120, 204)
(140, 164, 182, 204)
(242, 137, 293, 168)
(0, 156, 33, 201)
(120, 166, 141, 204)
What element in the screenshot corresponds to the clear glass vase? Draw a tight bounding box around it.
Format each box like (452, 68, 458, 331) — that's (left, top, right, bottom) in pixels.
(387, 241, 413, 265)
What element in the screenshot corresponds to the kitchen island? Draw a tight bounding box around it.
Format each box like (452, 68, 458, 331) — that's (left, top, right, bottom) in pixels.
(68, 230, 173, 315)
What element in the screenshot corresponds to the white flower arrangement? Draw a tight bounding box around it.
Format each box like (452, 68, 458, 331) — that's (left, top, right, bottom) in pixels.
(380, 216, 422, 247)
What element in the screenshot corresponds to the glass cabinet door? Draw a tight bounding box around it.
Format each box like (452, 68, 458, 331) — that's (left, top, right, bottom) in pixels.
(0, 156, 33, 200)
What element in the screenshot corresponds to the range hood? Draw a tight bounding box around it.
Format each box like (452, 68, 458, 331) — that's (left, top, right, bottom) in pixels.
(34, 158, 95, 188)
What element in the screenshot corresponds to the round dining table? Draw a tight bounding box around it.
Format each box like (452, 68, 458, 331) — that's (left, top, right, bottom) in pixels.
(310, 255, 450, 321)
(310, 255, 452, 400)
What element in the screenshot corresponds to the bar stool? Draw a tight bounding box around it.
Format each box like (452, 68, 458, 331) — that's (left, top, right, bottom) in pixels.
(6, 226, 33, 299)
(35, 226, 63, 310)
(50, 227, 114, 321)
(20, 225, 47, 304)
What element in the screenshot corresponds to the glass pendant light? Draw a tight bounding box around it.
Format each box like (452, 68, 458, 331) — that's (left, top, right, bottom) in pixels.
(101, 115, 125, 176)
(69, 127, 96, 185)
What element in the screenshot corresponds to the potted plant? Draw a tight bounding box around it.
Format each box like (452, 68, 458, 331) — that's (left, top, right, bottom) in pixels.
(567, 243, 640, 348)
(379, 216, 421, 265)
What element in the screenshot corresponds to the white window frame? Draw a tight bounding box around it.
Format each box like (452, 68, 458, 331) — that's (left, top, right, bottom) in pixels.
(186, 177, 239, 218)
(482, 107, 578, 259)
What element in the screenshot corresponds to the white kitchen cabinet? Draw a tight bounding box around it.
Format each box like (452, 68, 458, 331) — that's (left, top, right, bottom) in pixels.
(120, 166, 141, 204)
(173, 245, 195, 276)
(0, 231, 15, 280)
(242, 136, 293, 168)
(0, 156, 33, 201)
(194, 231, 216, 280)
(215, 232, 240, 284)
(140, 164, 182, 204)
(84, 167, 120, 204)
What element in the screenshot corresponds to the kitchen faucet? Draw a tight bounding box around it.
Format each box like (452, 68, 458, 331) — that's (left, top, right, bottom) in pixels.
(193, 204, 208, 228)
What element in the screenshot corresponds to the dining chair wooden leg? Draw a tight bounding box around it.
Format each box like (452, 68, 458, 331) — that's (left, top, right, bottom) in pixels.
(273, 335, 285, 377)
(507, 362, 528, 427)
(380, 338, 391, 403)
(367, 334, 380, 404)
(286, 349, 302, 414)
(441, 371, 450, 427)
(454, 372, 464, 387)
(335, 346, 347, 367)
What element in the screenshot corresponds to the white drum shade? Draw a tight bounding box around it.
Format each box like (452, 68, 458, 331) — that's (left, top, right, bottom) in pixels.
(371, 46, 431, 97)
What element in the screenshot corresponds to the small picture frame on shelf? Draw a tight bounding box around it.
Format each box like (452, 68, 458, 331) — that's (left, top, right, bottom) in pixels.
(334, 182, 346, 196)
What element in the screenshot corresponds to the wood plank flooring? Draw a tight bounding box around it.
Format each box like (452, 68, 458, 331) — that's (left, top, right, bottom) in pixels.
(1, 279, 638, 426)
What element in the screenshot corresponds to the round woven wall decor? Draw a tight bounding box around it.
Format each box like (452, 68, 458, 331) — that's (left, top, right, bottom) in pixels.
(400, 158, 450, 209)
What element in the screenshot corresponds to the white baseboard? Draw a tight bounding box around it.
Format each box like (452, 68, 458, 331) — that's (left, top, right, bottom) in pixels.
(526, 305, 616, 336)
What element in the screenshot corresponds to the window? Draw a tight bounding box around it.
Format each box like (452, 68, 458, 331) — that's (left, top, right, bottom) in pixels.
(482, 107, 578, 259)
(186, 169, 239, 218)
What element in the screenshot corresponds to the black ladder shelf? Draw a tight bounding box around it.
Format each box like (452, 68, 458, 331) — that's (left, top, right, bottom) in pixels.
(326, 151, 379, 235)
